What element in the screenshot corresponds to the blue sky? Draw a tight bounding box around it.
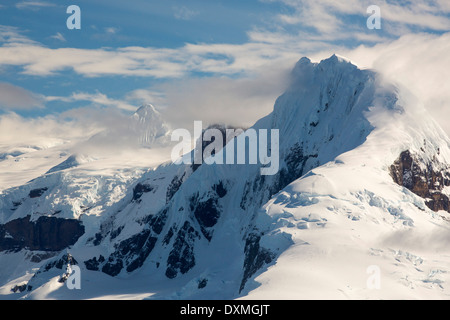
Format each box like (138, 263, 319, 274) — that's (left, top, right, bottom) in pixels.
(0, 0, 450, 129)
(0, 0, 292, 117)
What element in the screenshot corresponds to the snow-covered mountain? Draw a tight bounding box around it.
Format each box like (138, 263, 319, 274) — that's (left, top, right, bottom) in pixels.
(131, 104, 171, 147)
(2, 55, 450, 300)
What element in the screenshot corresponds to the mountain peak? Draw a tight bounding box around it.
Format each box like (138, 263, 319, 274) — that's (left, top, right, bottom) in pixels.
(134, 103, 159, 119)
(317, 54, 357, 72)
(325, 53, 352, 64)
(131, 103, 170, 146)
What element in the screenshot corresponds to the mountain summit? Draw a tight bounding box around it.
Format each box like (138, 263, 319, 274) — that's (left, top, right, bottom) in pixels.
(131, 104, 171, 146)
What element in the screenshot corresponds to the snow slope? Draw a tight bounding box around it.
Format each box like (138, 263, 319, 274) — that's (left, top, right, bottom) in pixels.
(2, 55, 450, 300)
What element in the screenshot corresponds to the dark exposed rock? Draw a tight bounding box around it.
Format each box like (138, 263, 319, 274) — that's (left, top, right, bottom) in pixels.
(84, 255, 105, 271)
(102, 258, 123, 277)
(165, 221, 200, 279)
(44, 253, 78, 271)
(29, 188, 48, 199)
(110, 226, 124, 240)
(192, 124, 245, 172)
(92, 232, 103, 246)
(166, 173, 186, 203)
(102, 229, 157, 276)
(163, 226, 175, 246)
(0, 216, 84, 252)
(91, 221, 114, 246)
(240, 233, 274, 293)
(11, 283, 28, 293)
(390, 150, 450, 212)
(240, 143, 317, 211)
(188, 193, 221, 241)
(198, 278, 208, 289)
(213, 181, 227, 198)
(125, 233, 158, 273)
(133, 183, 154, 202)
(12, 201, 22, 207)
(101, 207, 168, 276)
(193, 198, 220, 241)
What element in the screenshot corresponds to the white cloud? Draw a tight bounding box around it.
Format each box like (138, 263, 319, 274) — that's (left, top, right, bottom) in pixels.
(380, 226, 450, 253)
(2, 0, 447, 80)
(0, 32, 303, 78)
(0, 82, 44, 110)
(339, 32, 450, 136)
(0, 105, 147, 156)
(0, 25, 38, 45)
(105, 27, 119, 35)
(0, 112, 95, 149)
(263, 0, 450, 40)
(153, 63, 292, 129)
(46, 91, 137, 112)
(0, 1, 448, 80)
(173, 6, 199, 21)
(15, 1, 55, 10)
(125, 89, 167, 108)
(50, 32, 66, 42)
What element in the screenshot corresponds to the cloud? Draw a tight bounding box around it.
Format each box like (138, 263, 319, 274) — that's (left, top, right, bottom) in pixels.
(153, 63, 292, 129)
(0, 32, 304, 78)
(0, 82, 44, 110)
(338, 32, 450, 136)
(0, 106, 143, 156)
(105, 27, 119, 34)
(46, 91, 137, 111)
(264, 0, 450, 38)
(15, 1, 55, 10)
(0, 1, 448, 80)
(0, 25, 38, 45)
(125, 89, 167, 107)
(50, 32, 66, 42)
(0, 112, 96, 149)
(0, 43, 187, 77)
(173, 6, 199, 20)
(3, 0, 447, 80)
(380, 226, 450, 253)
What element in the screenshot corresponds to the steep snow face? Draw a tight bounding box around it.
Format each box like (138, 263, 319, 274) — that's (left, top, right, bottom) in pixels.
(271, 55, 374, 153)
(2, 55, 450, 300)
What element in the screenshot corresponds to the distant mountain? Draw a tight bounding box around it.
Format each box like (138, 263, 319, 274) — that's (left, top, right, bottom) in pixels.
(131, 104, 171, 147)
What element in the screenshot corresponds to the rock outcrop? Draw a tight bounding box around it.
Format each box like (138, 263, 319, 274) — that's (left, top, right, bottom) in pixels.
(390, 150, 450, 212)
(0, 216, 85, 252)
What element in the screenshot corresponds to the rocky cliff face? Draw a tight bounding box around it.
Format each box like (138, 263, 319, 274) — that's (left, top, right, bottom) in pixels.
(0, 216, 84, 252)
(390, 149, 450, 212)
